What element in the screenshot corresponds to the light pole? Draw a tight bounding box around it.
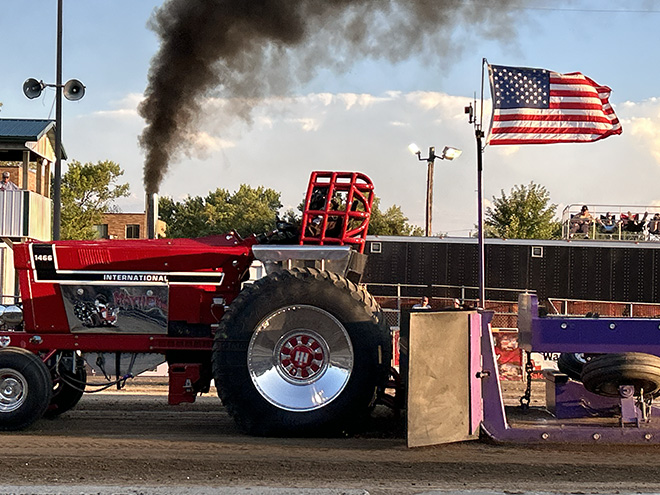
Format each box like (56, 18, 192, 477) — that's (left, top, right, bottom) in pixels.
(408, 144, 462, 236)
(22, 0, 85, 240)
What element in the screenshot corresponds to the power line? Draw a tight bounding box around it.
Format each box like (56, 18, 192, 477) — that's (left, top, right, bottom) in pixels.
(472, 2, 660, 14)
(522, 6, 660, 13)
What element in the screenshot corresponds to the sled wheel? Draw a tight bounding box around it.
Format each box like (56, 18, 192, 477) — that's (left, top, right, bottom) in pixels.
(0, 348, 52, 431)
(44, 353, 86, 418)
(581, 353, 660, 398)
(557, 353, 589, 381)
(213, 267, 391, 436)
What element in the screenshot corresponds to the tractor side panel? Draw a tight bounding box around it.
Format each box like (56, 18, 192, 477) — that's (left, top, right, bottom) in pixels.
(14, 236, 254, 335)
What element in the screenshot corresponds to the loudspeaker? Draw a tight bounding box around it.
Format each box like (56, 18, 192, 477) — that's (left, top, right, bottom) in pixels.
(63, 79, 85, 101)
(23, 78, 44, 99)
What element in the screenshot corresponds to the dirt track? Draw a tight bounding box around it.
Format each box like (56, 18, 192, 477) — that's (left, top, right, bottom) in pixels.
(3, 379, 660, 495)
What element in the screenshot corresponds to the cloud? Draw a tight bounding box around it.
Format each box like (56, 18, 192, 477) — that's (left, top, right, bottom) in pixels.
(624, 98, 660, 165)
(337, 93, 393, 109)
(491, 145, 520, 157)
(64, 89, 660, 234)
(628, 117, 660, 163)
(405, 91, 467, 112)
(288, 117, 321, 132)
(182, 131, 234, 159)
(256, 116, 273, 129)
(91, 93, 143, 119)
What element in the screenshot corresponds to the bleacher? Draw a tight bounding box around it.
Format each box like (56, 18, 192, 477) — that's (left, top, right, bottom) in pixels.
(561, 204, 660, 241)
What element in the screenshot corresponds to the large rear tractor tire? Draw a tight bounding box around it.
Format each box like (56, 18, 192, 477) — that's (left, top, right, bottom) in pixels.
(581, 352, 660, 398)
(44, 352, 87, 419)
(0, 348, 52, 431)
(213, 268, 391, 436)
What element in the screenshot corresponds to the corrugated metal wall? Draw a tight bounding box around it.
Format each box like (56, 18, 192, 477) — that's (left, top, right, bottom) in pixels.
(0, 190, 51, 240)
(364, 238, 660, 304)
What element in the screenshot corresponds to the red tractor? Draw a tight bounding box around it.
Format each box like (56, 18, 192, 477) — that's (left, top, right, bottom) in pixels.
(0, 171, 391, 436)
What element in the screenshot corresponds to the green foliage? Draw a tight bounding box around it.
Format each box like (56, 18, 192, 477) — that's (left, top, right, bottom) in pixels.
(485, 182, 561, 239)
(60, 160, 130, 240)
(368, 197, 424, 236)
(160, 188, 422, 240)
(159, 184, 282, 238)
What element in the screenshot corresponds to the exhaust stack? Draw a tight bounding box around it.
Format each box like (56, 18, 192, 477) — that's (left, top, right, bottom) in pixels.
(146, 193, 159, 239)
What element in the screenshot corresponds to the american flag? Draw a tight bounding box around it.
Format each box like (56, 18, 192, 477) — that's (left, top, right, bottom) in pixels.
(487, 64, 622, 145)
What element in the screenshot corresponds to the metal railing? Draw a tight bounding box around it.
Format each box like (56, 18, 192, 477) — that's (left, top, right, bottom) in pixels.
(561, 203, 660, 241)
(364, 282, 533, 329)
(547, 297, 660, 318)
(369, 282, 660, 331)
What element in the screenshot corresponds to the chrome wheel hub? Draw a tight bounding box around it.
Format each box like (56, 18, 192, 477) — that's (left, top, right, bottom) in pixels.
(248, 305, 354, 412)
(0, 369, 28, 413)
(277, 331, 328, 384)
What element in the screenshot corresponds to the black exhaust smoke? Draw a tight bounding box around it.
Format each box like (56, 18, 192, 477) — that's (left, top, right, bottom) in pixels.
(139, 0, 535, 195)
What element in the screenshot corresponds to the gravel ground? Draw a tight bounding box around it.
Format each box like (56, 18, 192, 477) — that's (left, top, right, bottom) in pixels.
(2, 378, 660, 495)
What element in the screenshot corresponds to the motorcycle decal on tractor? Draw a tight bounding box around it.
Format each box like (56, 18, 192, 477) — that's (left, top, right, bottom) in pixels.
(63, 285, 169, 334)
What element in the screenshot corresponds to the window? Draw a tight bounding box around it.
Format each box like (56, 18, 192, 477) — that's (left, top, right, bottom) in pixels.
(125, 224, 141, 239)
(94, 224, 109, 239)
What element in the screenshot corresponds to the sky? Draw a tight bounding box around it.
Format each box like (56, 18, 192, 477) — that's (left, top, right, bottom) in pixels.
(1, 1, 660, 237)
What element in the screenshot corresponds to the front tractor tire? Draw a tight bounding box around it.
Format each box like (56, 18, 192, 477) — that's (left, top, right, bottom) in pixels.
(44, 352, 87, 419)
(0, 348, 53, 431)
(213, 268, 391, 436)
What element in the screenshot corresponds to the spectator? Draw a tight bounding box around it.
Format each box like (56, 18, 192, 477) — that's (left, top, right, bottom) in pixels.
(601, 212, 617, 227)
(412, 296, 431, 309)
(439, 298, 465, 311)
(570, 205, 596, 238)
(599, 212, 619, 236)
(649, 213, 660, 235)
(624, 211, 648, 233)
(0, 171, 18, 191)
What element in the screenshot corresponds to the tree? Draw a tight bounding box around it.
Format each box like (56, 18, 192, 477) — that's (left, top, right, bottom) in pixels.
(159, 185, 282, 238)
(368, 198, 424, 236)
(288, 195, 423, 237)
(485, 182, 561, 239)
(160, 188, 423, 239)
(60, 160, 130, 240)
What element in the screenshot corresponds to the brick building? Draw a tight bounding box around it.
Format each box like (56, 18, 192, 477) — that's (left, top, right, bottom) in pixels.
(96, 212, 166, 240)
(0, 165, 48, 195)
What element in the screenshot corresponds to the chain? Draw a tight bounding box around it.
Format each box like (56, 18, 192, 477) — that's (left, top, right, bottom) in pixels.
(519, 350, 533, 410)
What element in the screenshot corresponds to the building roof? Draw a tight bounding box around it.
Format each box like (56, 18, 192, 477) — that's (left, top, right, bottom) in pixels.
(0, 119, 54, 140)
(0, 118, 67, 161)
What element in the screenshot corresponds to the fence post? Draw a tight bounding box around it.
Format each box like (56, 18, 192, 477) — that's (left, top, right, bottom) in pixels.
(397, 284, 401, 328)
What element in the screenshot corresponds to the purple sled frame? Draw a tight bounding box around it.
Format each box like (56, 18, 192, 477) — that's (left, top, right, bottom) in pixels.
(474, 293, 660, 444)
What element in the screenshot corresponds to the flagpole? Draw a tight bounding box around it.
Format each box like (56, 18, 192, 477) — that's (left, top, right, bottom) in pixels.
(476, 132, 485, 308)
(476, 59, 487, 309)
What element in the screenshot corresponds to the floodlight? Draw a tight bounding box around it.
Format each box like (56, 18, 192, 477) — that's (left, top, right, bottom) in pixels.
(407, 143, 463, 236)
(408, 143, 422, 156)
(441, 146, 462, 161)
